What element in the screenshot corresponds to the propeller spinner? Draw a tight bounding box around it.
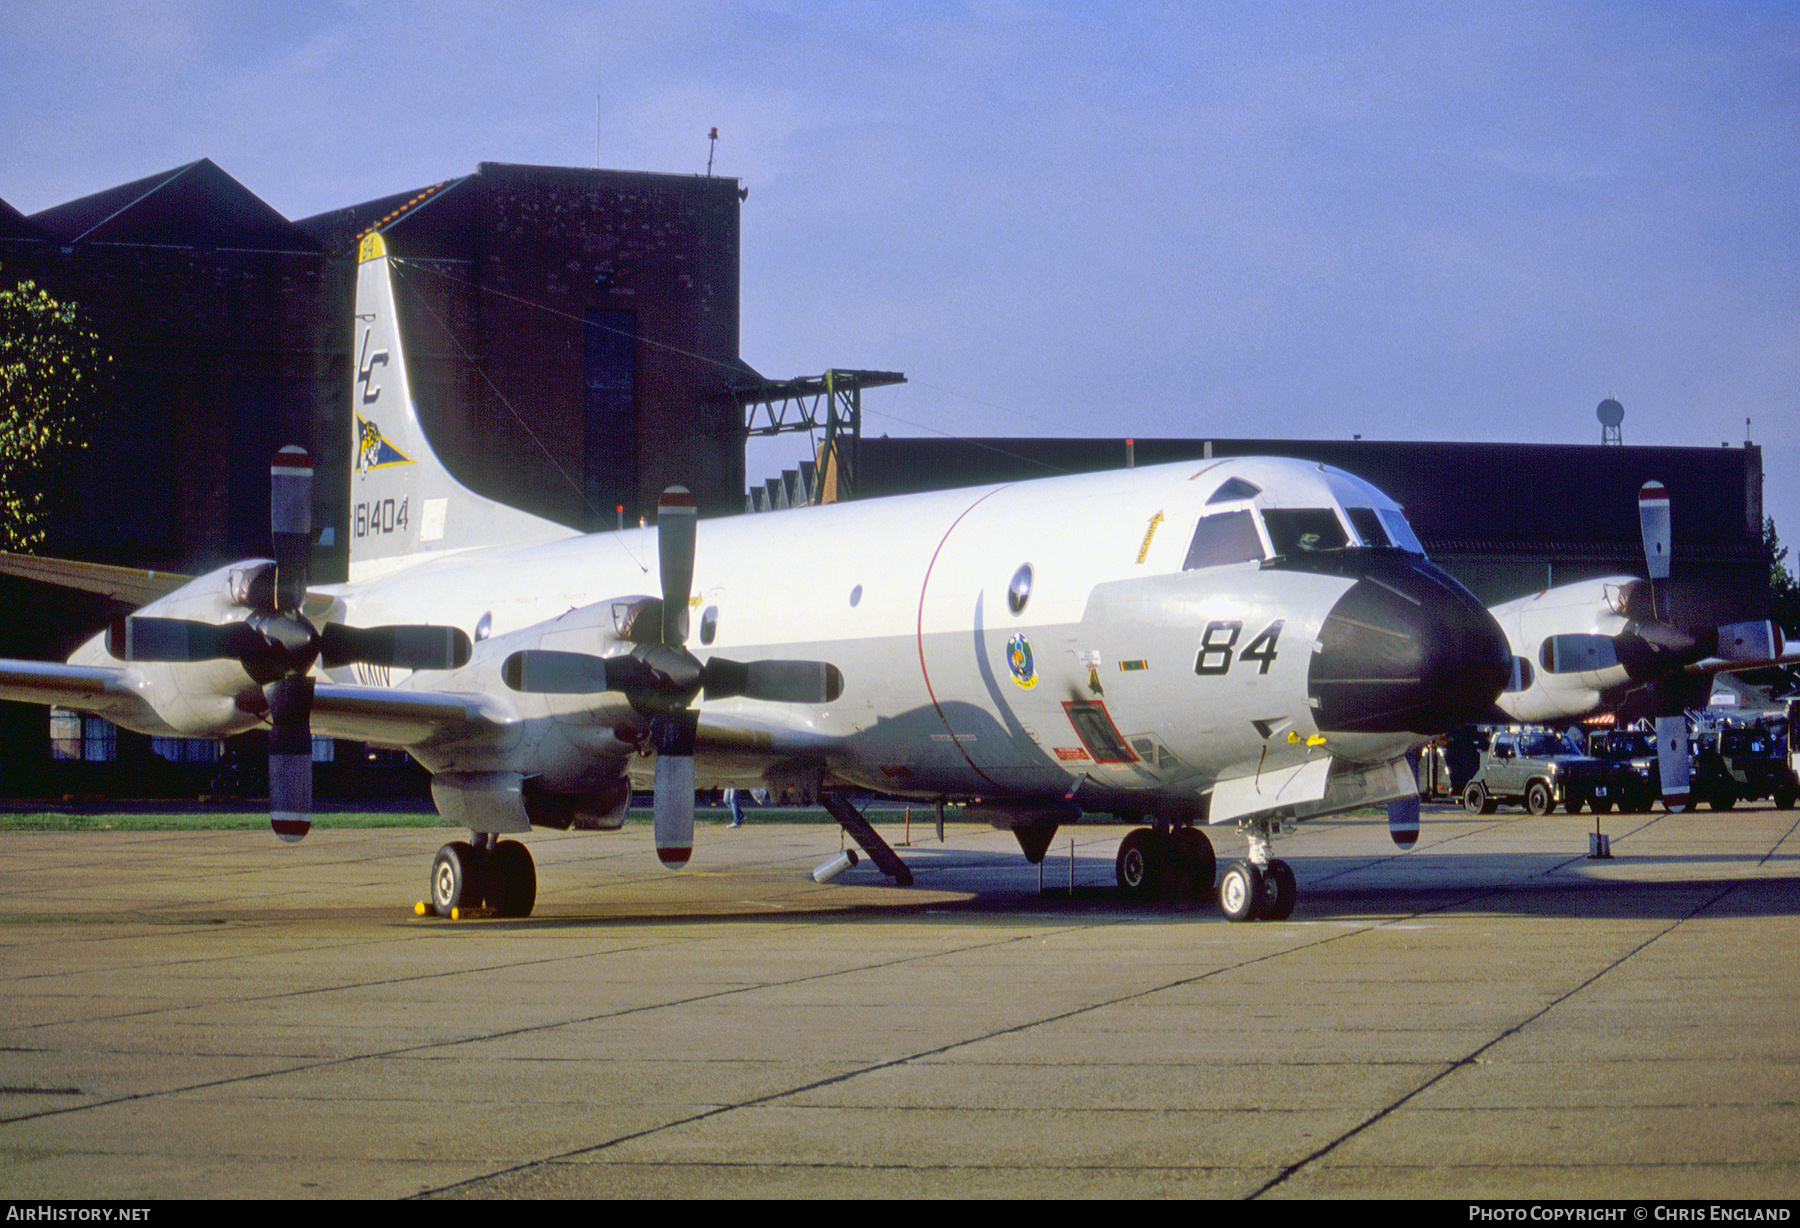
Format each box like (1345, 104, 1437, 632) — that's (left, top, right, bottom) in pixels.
(502, 486, 843, 867)
(112, 446, 471, 841)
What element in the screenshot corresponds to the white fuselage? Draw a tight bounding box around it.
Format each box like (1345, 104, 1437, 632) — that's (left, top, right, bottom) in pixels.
(70, 455, 1508, 826)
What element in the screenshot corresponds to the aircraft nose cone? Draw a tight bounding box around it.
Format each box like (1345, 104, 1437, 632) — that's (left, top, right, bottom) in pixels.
(1305, 554, 1511, 735)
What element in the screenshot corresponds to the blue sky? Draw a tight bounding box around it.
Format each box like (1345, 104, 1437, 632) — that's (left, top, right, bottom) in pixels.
(4, 1, 1795, 573)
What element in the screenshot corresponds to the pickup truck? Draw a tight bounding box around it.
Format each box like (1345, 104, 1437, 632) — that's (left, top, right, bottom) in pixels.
(1463, 729, 1612, 816)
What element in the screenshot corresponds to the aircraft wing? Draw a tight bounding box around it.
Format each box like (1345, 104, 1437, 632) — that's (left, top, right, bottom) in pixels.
(0, 658, 170, 736)
(0, 659, 136, 708)
(0, 655, 511, 752)
(308, 683, 516, 747)
(0, 552, 194, 606)
(0, 551, 336, 620)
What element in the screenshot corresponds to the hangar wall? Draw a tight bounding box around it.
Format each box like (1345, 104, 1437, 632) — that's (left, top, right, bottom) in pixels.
(0, 159, 752, 795)
(855, 436, 1769, 622)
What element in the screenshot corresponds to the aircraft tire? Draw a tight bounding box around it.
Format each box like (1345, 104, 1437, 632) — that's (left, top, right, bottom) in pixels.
(1115, 829, 1162, 900)
(1218, 860, 1263, 923)
(1259, 859, 1297, 921)
(488, 840, 537, 918)
(1776, 787, 1796, 810)
(1525, 781, 1554, 816)
(1712, 790, 1735, 811)
(1170, 827, 1215, 899)
(430, 842, 480, 917)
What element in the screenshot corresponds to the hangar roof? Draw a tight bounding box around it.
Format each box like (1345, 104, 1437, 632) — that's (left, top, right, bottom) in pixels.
(28, 159, 317, 253)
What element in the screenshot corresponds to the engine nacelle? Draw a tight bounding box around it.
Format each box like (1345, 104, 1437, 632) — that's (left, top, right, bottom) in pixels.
(66, 563, 277, 738)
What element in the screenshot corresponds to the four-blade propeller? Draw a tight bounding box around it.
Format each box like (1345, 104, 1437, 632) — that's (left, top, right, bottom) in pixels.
(1541, 481, 1783, 810)
(110, 447, 471, 841)
(501, 487, 843, 867)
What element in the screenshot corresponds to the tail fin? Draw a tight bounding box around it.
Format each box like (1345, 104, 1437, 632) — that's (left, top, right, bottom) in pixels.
(348, 231, 575, 582)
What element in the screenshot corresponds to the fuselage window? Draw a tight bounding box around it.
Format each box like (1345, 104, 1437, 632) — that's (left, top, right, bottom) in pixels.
(700, 605, 719, 645)
(1262, 508, 1349, 557)
(1183, 509, 1266, 570)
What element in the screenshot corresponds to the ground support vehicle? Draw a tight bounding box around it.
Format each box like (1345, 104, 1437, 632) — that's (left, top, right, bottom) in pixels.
(1690, 715, 1798, 810)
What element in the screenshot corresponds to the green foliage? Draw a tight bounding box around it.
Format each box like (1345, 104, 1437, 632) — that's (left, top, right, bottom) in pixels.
(1762, 517, 1800, 635)
(0, 278, 108, 550)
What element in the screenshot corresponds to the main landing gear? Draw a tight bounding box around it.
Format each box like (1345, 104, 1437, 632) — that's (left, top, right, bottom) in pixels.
(1114, 825, 1216, 902)
(427, 835, 537, 918)
(1113, 818, 1299, 922)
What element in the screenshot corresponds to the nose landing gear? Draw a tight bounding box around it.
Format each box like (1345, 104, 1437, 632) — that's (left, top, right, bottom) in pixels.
(1221, 815, 1298, 922)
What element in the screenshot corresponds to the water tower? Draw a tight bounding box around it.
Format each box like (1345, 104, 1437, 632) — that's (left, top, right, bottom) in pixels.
(1597, 398, 1624, 445)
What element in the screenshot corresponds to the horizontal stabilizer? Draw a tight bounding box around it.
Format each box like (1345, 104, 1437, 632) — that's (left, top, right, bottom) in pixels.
(0, 552, 193, 606)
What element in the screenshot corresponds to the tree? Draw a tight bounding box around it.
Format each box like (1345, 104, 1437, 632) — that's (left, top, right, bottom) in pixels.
(0, 278, 108, 550)
(1762, 517, 1800, 635)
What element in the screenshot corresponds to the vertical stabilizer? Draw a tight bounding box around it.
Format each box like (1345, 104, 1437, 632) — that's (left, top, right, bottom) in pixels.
(348, 232, 577, 582)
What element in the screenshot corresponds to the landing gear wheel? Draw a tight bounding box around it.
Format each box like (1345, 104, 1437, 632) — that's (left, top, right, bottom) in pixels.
(488, 841, 537, 918)
(1218, 860, 1264, 923)
(1776, 788, 1796, 811)
(1565, 791, 1587, 814)
(1115, 828, 1162, 900)
(1525, 780, 1554, 816)
(1260, 859, 1297, 921)
(1464, 782, 1495, 815)
(1170, 827, 1216, 899)
(430, 841, 482, 917)
(1712, 790, 1735, 811)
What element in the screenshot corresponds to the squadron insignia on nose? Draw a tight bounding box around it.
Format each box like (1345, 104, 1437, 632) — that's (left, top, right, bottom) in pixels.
(1007, 633, 1038, 689)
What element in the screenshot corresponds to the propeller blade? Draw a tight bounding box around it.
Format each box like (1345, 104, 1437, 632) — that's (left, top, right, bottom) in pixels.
(320, 623, 472, 671)
(702, 658, 845, 704)
(1388, 750, 1421, 849)
(266, 675, 315, 841)
(1387, 793, 1421, 849)
(271, 446, 313, 615)
(1714, 620, 1782, 663)
(502, 648, 616, 693)
(111, 616, 260, 663)
(657, 487, 696, 647)
(651, 711, 697, 867)
(1638, 480, 1672, 621)
(1655, 712, 1691, 812)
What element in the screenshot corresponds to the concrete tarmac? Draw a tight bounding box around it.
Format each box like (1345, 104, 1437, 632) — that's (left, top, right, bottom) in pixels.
(0, 803, 1796, 1200)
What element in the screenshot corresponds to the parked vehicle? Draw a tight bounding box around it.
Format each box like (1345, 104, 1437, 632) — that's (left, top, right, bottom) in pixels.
(1463, 728, 1611, 816)
(1585, 728, 1661, 813)
(1417, 727, 1487, 802)
(1689, 715, 1798, 810)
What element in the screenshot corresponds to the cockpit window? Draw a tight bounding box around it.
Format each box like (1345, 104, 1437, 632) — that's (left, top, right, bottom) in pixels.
(1183, 509, 1265, 570)
(1346, 507, 1391, 547)
(1207, 477, 1262, 504)
(1261, 508, 1348, 556)
(1378, 508, 1424, 553)
(1346, 506, 1425, 553)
